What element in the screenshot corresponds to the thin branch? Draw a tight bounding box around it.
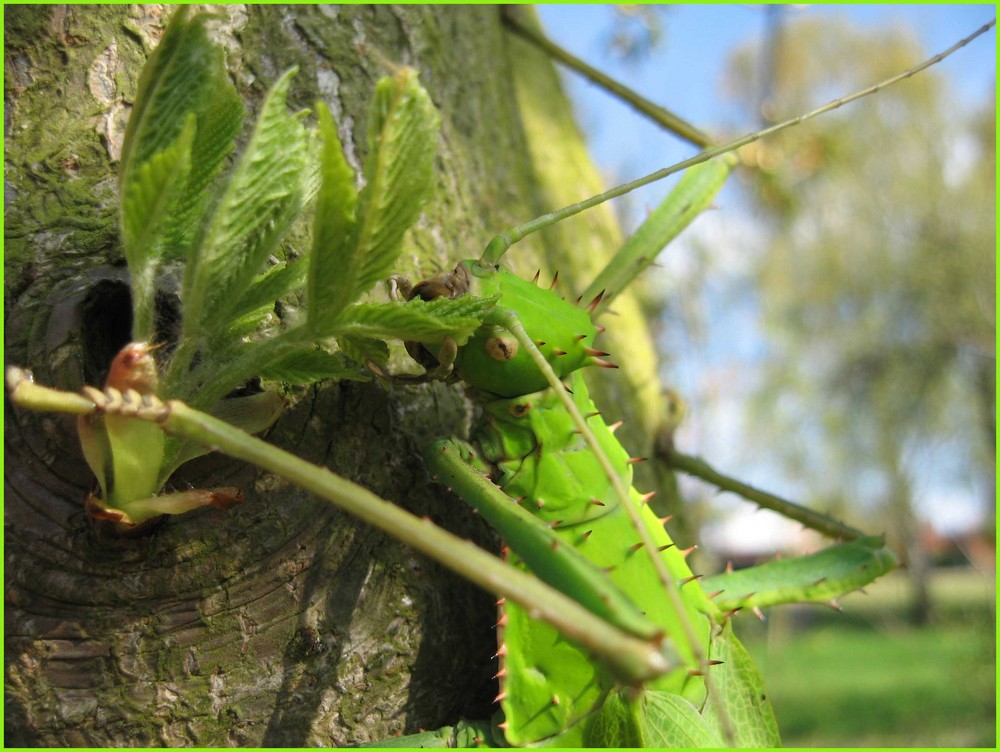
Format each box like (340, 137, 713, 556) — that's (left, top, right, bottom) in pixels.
(661, 447, 866, 541)
(502, 7, 715, 149)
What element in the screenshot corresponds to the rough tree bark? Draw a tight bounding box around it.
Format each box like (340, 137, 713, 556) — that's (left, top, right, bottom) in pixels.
(4, 5, 666, 745)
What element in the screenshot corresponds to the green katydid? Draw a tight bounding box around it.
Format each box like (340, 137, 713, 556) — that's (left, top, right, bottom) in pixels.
(356, 20, 990, 745)
(371, 198, 895, 746)
(5, 8, 993, 747)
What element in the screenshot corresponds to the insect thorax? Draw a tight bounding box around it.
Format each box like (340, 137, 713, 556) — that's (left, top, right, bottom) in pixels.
(475, 372, 629, 525)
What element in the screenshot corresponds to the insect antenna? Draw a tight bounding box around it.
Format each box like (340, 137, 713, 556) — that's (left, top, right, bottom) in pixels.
(478, 18, 996, 269)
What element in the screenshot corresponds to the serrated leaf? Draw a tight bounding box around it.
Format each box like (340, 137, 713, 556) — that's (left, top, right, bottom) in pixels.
(119, 9, 244, 340)
(259, 347, 369, 384)
(337, 335, 390, 367)
(227, 258, 307, 323)
(314, 68, 440, 329)
(354, 68, 441, 289)
(636, 692, 725, 748)
(329, 295, 496, 343)
(702, 625, 781, 747)
(216, 304, 276, 344)
(121, 116, 194, 247)
(182, 68, 310, 342)
(121, 116, 195, 339)
(170, 95, 246, 253)
(120, 8, 242, 267)
(307, 101, 358, 328)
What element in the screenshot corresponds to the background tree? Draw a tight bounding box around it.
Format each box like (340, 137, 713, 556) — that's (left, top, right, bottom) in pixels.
(3, 5, 668, 745)
(723, 16, 995, 623)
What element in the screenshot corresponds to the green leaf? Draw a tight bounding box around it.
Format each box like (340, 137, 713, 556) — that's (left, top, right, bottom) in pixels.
(119, 8, 243, 336)
(121, 115, 194, 248)
(354, 68, 441, 288)
(587, 689, 725, 748)
(635, 691, 725, 748)
(336, 335, 390, 367)
(214, 305, 277, 345)
(77, 413, 112, 500)
(181, 68, 310, 343)
(226, 258, 307, 324)
(307, 101, 358, 327)
(173, 94, 247, 254)
(312, 68, 440, 331)
(104, 413, 166, 509)
(702, 624, 781, 747)
(120, 115, 195, 339)
(329, 295, 497, 343)
(207, 391, 286, 434)
(168, 391, 286, 470)
(259, 347, 370, 384)
(120, 9, 240, 181)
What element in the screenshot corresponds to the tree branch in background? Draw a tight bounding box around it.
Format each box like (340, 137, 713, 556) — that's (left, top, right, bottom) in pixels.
(659, 446, 866, 542)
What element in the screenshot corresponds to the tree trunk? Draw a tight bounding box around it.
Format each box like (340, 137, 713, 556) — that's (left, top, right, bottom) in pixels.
(880, 429, 934, 626)
(4, 5, 664, 745)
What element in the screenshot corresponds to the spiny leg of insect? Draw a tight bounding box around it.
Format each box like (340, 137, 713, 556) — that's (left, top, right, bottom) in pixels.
(379, 269, 472, 383)
(366, 338, 458, 384)
(6, 366, 673, 682)
(422, 337, 459, 381)
(366, 274, 460, 383)
(490, 309, 726, 675)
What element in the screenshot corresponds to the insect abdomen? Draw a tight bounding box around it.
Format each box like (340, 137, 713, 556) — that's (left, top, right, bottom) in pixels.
(477, 371, 715, 745)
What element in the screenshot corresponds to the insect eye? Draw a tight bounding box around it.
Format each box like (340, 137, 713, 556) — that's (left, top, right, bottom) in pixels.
(510, 402, 531, 417)
(486, 335, 518, 362)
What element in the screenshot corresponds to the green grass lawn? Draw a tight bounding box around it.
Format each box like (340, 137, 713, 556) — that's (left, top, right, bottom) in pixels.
(737, 567, 996, 747)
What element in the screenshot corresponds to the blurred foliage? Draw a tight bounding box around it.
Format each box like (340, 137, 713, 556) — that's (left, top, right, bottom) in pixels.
(738, 567, 995, 746)
(722, 16, 995, 547)
(602, 6, 666, 62)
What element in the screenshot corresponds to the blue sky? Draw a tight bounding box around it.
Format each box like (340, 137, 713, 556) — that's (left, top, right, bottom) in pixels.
(535, 6, 996, 542)
(538, 5, 995, 219)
